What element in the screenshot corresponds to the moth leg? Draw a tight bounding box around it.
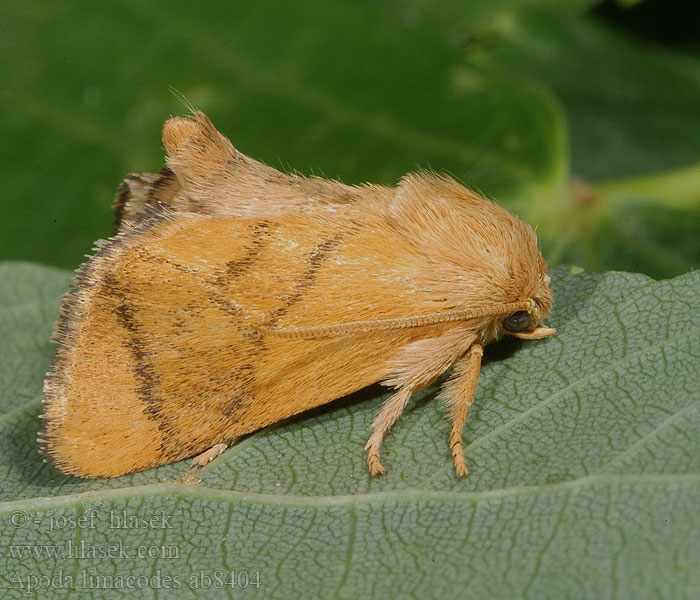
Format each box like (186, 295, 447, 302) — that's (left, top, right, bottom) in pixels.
(367, 329, 478, 476)
(180, 443, 230, 485)
(191, 443, 228, 468)
(365, 387, 415, 476)
(440, 343, 483, 477)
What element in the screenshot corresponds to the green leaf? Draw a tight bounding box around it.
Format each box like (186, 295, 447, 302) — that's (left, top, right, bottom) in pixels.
(0, 0, 565, 271)
(557, 181, 700, 280)
(382, 2, 700, 278)
(457, 6, 700, 277)
(446, 5, 700, 181)
(5, 1, 699, 279)
(1, 261, 698, 599)
(376, 0, 601, 47)
(583, 164, 700, 279)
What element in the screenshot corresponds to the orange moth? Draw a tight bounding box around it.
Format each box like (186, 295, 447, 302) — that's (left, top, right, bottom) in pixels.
(40, 112, 555, 478)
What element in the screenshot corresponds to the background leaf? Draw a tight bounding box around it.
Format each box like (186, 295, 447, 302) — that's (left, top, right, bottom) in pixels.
(463, 5, 700, 278)
(2, 0, 699, 278)
(0, 261, 698, 599)
(0, 0, 565, 270)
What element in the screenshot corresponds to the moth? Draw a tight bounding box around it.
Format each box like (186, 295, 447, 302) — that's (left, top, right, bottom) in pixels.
(40, 112, 555, 479)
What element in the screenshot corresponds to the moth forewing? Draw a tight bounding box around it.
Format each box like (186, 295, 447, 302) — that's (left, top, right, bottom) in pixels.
(114, 112, 383, 232)
(41, 111, 555, 479)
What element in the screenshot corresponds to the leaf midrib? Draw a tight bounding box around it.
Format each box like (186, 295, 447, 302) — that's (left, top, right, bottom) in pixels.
(0, 473, 698, 514)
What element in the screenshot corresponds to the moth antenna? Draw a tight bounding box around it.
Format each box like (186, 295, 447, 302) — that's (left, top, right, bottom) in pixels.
(257, 300, 532, 339)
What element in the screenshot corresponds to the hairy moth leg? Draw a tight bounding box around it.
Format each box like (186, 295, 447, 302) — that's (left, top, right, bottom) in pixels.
(367, 329, 478, 476)
(365, 387, 415, 476)
(191, 443, 229, 468)
(181, 443, 230, 485)
(440, 343, 484, 477)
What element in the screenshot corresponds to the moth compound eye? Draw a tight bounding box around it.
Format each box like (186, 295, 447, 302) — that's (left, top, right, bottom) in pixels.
(503, 311, 532, 333)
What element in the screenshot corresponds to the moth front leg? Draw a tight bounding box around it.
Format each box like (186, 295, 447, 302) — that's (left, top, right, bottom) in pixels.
(440, 343, 483, 477)
(366, 329, 478, 476)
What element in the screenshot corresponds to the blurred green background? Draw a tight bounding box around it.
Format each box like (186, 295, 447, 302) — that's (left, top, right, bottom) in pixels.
(2, 0, 699, 280)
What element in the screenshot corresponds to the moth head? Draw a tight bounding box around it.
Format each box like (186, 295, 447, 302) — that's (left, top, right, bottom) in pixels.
(502, 273, 555, 340)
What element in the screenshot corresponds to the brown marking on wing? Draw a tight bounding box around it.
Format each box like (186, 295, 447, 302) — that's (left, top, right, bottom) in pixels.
(100, 273, 186, 462)
(113, 168, 182, 233)
(264, 233, 344, 327)
(218, 221, 270, 282)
